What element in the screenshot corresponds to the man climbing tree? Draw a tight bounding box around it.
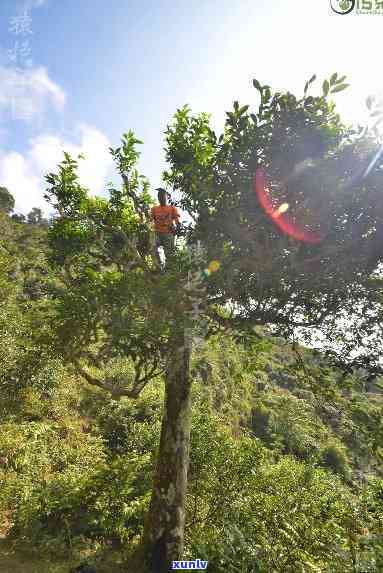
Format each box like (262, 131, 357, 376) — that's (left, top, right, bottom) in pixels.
(150, 188, 181, 267)
(44, 75, 383, 572)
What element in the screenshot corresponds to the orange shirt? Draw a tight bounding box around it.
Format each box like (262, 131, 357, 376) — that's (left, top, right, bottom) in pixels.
(150, 205, 180, 234)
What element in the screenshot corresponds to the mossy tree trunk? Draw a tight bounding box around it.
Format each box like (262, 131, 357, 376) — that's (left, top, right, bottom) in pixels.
(143, 328, 192, 572)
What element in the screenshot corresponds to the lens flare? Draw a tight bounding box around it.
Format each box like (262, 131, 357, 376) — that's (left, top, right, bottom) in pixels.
(200, 260, 221, 280)
(340, 143, 383, 191)
(208, 260, 221, 273)
(254, 168, 323, 244)
(273, 203, 289, 218)
(362, 143, 383, 179)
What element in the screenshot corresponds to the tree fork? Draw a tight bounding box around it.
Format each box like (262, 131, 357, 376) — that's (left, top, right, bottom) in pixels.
(143, 328, 192, 572)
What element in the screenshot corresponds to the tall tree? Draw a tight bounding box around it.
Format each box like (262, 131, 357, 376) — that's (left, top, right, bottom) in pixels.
(0, 187, 15, 214)
(27, 207, 47, 225)
(44, 139, 201, 571)
(44, 76, 383, 572)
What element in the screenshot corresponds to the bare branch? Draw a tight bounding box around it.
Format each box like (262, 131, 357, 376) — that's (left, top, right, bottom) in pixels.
(73, 358, 114, 394)
(73, 358, 163, 400)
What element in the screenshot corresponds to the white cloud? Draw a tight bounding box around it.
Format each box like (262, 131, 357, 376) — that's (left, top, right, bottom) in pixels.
(0, 125, 113, 215)
(18, 0, 46, 9)
(0, 66, 66, 123)
(0, 151, 41, 214)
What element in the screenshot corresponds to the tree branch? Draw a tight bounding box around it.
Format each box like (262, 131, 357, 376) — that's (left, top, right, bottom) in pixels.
(73, 358, 163, 400)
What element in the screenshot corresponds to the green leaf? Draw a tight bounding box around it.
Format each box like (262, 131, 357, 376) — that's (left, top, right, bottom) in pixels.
(304, 74, 317, 94)
(239, 105, 249, 115)
(263, 87, 271, 102)
(330, 73, 338, 86)
(252, 79, 262, 92)
(322, 80, 330, 97)
(330, 83, 350, 94)
(336, 75, 347, 84)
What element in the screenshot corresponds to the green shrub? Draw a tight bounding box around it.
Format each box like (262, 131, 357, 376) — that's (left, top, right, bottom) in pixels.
(12, 454, 151, 549)
(320, 441, 351, 478)
(358, 478, 383, 571)
(0, 420, 106, 545)
(249, 391, 327, 460)
(0, 398, 154, 554)
(250, 404, 270, 442)
(96, 388, 162, 456)
(186, 414, 369, 572)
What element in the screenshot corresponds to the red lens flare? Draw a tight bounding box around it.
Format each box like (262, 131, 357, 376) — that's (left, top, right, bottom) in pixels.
(254, 168, 323, 244)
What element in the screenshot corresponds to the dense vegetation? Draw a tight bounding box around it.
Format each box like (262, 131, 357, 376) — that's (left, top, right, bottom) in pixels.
(1, 74, 383, 572)
(0, 207, 382, 572)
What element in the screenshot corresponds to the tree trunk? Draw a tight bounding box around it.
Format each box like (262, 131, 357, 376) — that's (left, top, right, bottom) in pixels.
(143, 329, 192, 572)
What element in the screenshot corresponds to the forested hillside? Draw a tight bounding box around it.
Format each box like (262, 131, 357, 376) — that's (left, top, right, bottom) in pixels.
(4, 0, 383, 568)
(0, 203, 382, 572)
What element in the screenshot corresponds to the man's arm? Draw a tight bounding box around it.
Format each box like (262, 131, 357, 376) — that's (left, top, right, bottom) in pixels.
(149, 207, 156, 229)
(172, 207, 181, 234)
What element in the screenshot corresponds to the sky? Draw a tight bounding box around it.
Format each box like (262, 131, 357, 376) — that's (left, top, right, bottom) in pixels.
(0, 0, 382, 217)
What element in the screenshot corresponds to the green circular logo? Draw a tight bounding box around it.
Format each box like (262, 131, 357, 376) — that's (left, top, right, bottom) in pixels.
(330, 0, 355, 14)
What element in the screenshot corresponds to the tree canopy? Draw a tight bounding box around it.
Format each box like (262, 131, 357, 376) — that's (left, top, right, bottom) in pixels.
(44, 75, 383, 388)
(0, 187, 15, 214)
